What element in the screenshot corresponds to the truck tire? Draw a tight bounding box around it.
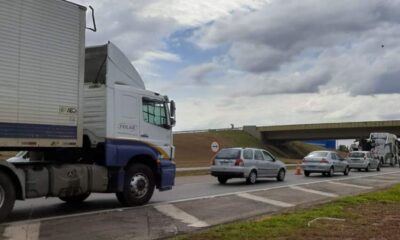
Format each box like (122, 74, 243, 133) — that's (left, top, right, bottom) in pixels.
(0, 172, 16, 222)
(59, 192, 91, 204)
(116, 163, 155, 206)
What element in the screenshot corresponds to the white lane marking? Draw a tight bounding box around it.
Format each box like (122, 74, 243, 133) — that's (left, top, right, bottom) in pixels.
(328, 181, 373, 190)
(360, 178, 397, 183)
(289, 185, 338, 198)
(236, 192, 294, 208)
(4, 170, 400, 226)
(154, 204, 209, 228)
(3, 222, 40, 240)
(371, 176, 400, 180)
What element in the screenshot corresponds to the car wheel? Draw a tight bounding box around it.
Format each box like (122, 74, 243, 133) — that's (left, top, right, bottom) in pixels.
(59, 192, 91, 204)
(0, 172, 16, 222)
(217, 176, 228, 184)
(246, 171, 257, 185)
(343, 166, 350, 176)
(276, 169, 285, 181)
(304, 171, 310, 177)
(327, 167, 334, 177)
(116, 163, 155, 206)
(365, 164, 370, 172)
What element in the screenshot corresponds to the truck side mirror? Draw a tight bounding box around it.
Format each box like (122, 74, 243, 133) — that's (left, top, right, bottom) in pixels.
(170, 100, 176, 117)
(170, 100, 176, 126)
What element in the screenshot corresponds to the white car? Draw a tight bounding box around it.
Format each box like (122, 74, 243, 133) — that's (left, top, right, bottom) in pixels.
(210, 147, 287, 184)
(346, 151, 380, 172)
(302, 151, 350, 177)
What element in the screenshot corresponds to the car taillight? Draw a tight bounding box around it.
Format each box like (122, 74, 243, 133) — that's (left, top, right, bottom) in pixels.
(320, 159, 329, 164)
(234, 159, 244, 166)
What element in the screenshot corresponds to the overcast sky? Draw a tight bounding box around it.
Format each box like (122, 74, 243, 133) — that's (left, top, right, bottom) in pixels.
(72, 0, 400, 131)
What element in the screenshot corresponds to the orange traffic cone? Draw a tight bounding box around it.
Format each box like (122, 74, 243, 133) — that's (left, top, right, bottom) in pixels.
(295, 160, 302, 175)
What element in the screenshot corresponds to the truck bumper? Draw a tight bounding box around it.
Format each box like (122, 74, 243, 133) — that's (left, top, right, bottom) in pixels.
(158, 160, 176, 191)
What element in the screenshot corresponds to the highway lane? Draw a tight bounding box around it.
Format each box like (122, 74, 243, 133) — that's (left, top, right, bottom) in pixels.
(5, 167, 400, 223)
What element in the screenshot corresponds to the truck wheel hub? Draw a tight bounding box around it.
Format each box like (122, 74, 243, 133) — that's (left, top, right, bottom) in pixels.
(130, 174, 148, 198)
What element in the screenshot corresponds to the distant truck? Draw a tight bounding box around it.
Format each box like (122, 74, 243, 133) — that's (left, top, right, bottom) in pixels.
(369, 133, 398, 166)
(0, 0, 176, 221)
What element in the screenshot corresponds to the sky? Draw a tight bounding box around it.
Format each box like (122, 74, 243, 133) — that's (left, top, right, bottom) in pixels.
(72, 0, 400, 131)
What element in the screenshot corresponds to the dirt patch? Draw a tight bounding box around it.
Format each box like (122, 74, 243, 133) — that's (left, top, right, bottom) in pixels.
(0, 152, 16, 161)
(283, 202, 400, 240)
(174, 133, 230, 168)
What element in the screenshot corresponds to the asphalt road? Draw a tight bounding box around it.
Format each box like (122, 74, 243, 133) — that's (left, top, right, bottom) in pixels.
(6, 167, 400, 223)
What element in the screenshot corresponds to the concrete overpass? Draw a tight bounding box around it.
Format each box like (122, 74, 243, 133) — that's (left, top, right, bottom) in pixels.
(244, 120, 400, 142)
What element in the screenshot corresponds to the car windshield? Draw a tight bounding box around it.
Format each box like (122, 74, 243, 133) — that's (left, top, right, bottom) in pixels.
(348, 152, 365, 158)
(307, 152, 328, 157)
(215, 149, 240, 159)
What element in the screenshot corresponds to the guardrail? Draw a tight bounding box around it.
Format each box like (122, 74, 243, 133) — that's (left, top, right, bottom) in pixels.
(174, 127, 243, 134)
(177, 164, 297, 172)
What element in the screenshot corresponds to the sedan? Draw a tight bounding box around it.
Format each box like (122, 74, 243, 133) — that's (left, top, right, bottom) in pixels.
(346, 151, 380, 172)
(210, 147, 287, 184)
(301, 150, 350, 177)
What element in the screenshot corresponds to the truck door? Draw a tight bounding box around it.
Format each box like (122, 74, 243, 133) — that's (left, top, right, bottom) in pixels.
(115, 89, 141, 138)
(140, 97, 173, 160)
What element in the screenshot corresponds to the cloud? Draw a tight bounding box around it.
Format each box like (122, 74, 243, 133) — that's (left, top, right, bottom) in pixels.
(140, 0, 268, 27)
(180, 63, 219, 85)
(192, 0, 400, 95)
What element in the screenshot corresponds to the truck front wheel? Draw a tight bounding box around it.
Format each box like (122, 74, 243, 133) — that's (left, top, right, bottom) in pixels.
(116, 163, 155, 206)
(0, 172, 16, 222)
(59, 192, 91, 204)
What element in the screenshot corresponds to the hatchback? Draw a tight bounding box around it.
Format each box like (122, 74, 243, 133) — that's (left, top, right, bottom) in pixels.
(346, 151, 380, 172)
(210, 147, 287, 184)
(301, 150, 350, 177)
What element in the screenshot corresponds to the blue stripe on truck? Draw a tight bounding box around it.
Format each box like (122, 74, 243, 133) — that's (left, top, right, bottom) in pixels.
(0, 122, 77, 139)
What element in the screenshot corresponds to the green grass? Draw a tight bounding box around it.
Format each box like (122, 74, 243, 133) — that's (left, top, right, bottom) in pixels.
(176, 184, 400, 240)
(207, 130, 265, 149)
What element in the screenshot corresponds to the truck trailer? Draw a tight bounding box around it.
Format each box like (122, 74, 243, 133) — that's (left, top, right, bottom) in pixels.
(0, 0, 176, 221)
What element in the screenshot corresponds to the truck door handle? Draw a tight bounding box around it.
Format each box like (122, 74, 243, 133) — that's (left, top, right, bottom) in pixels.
(141, 134, 149, 138)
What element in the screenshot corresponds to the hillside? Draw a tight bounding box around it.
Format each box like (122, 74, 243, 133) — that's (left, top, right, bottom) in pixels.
(174, 130, 325, 167)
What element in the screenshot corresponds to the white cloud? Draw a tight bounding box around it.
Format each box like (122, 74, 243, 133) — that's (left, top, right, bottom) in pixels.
(140, 0, 269, 27)
(69, 0, 400, 131)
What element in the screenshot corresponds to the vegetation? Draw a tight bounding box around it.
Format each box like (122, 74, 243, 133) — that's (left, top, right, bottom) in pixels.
(176, 184, 400, 240)
(174, 130, 326, 168)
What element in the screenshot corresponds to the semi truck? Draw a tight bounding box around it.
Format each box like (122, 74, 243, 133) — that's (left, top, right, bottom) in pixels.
(369, 133, 398, 166)
(0, 0, 176, 221)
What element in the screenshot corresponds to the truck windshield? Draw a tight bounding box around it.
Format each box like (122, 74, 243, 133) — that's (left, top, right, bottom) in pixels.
(348, 152, 365, 158)
(216, 149, 240, 159)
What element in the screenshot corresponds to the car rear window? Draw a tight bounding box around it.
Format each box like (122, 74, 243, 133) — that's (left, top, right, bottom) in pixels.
(307, 152, 328, 157)
(215, 149, 240, 159)
(349, 152, 365, 158)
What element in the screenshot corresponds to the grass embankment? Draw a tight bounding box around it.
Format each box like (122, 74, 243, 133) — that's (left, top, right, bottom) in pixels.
(174, 130, 324, 168)
(177, 184, 400, 240)
(0, 152, 16, 161)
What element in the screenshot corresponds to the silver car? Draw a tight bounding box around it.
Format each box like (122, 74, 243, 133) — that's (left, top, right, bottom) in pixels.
(210, 147, 287, 184)
(301, 150, 350, 177)
(346, 151, 380, 172)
